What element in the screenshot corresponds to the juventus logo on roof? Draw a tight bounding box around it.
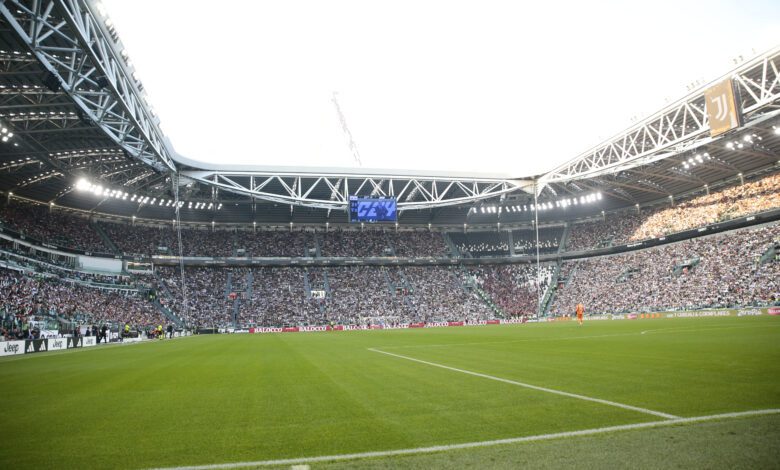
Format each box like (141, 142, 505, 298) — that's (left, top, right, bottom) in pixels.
(704, 79, 742, 138)
(710, 94, 729, 121)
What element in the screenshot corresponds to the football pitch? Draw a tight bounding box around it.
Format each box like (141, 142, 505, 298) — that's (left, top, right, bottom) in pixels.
(1, 316, 779, 469)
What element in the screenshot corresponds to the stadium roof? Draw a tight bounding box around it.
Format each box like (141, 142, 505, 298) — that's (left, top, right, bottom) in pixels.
(1, 1, 779, 227)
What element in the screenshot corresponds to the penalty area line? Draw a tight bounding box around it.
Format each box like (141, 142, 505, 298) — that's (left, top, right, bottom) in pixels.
(368, 347, 679, 420)
(153, 409, 780, 470)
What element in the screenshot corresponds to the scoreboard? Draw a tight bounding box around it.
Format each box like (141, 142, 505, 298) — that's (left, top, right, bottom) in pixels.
(348, 196, 397, 223)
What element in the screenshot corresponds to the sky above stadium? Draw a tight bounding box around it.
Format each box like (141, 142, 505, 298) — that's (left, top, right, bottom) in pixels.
(101, 0, 779, 177)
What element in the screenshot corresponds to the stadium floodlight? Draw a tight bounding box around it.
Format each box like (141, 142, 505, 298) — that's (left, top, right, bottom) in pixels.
(6, 133, 12, 138)
(597, 192, 603, 200)
(480, 207, 485, 214)
(131, 195, 137, 201)
(743, 135, 752, 142)
(1, 128, 6, 133)
(726, 141, 735, 149)
(774, 126, 780, 135)
(188, 202, 192, 208)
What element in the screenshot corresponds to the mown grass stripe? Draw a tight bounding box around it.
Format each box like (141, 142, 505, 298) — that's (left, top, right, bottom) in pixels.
(368, 347, 680, 419)
(152, 409, 780, 469)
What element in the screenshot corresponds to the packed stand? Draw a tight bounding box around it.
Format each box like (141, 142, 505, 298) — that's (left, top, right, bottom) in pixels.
(566, 172, 780, 251)
(236, 230, 309, 257)
(102, 222, 236, 257)
(386, 231, 449, 257)
(566, 212, 644, 251)
(100, 222, 177, 256)
(241, 267, 316, 326)
(0, 267, 164, 332)
(512, 227, 562, 254)
(402, 266, 494, 323)
(156, 266, 232, 326)
(448, 231, 510, 256)
(320, 229, 391, 257)
(1, 200, 111, 253)
(325, 266, 404, 324)
(469, 264, 555, 317)
(631, 173, 780, 240)
(552, 222, 780, 315)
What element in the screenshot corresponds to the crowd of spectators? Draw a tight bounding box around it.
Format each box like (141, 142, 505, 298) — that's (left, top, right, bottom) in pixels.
(241, 267, 316, 326)
(449, 231, 510, 256)
(1, 200, 110, 253)
(155, 264, 496, 327)
(566, 172, 780, 251)
(324, 266, 403, 324)
(156, 266, 231, 326)
(512, 228, 562, 254)
(237, 230, 310, 257)
(566, 212, 645, 251)
(386, 231, 449, 257)
(552, 222, 780, 315)
(0, 267, 164, 333)
(100, 223, 449, 258)
(469, 264, 555, 316)
(402, 266, 494, 323)
(320, 230, 391, 257)
(101, 222, 235, 257)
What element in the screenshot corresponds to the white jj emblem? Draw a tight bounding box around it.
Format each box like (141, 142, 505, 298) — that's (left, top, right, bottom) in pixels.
(710, 94, 728, 121)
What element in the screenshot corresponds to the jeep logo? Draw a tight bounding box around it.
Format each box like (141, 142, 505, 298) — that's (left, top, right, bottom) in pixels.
(4, 343, 19, 353)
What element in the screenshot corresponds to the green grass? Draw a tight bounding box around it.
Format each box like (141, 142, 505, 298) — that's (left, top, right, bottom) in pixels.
(1, 316, 779, 469)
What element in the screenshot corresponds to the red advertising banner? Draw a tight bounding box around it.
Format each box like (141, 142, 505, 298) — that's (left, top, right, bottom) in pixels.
(769, 307, 780, 316)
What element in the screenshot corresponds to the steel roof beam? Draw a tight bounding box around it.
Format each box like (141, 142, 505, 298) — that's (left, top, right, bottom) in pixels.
(0, 0, 176, 173)
(180, 170, 528, 211)
(539, 46, 780, 187)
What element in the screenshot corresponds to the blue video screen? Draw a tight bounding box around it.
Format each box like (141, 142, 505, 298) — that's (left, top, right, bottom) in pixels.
(349, 196, 397, 223)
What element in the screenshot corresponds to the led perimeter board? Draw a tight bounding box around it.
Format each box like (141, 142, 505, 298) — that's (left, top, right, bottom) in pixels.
(349, 196, 397, 223)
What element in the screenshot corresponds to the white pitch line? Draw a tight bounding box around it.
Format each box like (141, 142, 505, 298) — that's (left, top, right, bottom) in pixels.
(368, 348, 680, 420)
(152, 409, 780, 470)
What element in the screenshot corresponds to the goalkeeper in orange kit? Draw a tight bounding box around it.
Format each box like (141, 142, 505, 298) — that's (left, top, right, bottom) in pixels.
(576, 303, 584, 326)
